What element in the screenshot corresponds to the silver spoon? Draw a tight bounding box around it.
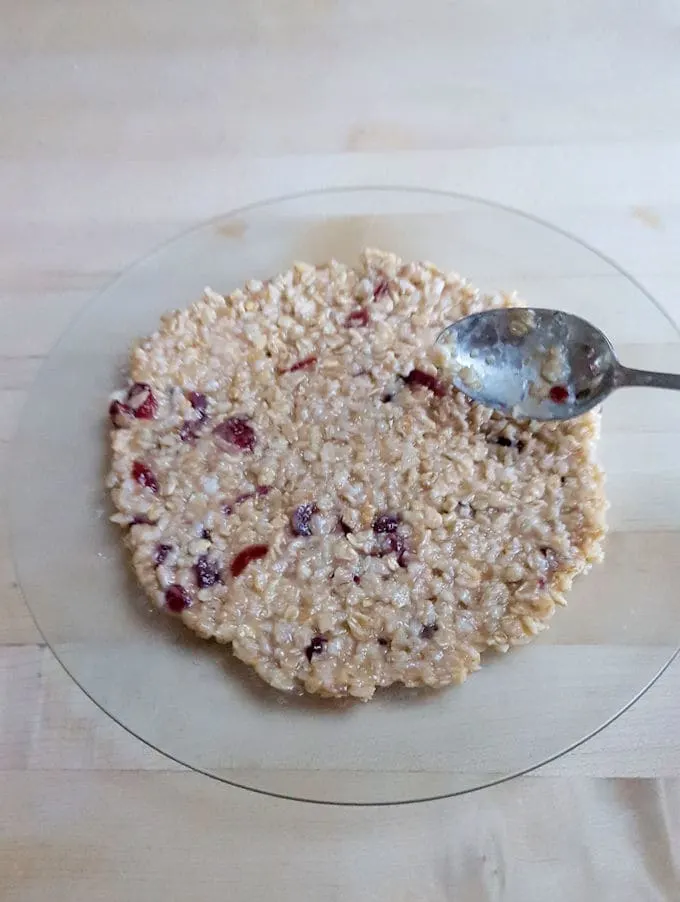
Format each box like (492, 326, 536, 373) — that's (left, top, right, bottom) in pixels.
(436, 308, 680, 421)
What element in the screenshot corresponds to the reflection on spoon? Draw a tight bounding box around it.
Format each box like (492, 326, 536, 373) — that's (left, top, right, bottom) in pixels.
(436, 308, 680, 421)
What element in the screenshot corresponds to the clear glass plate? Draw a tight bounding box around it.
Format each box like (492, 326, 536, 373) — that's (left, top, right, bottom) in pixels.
(9, 188, 680, 805)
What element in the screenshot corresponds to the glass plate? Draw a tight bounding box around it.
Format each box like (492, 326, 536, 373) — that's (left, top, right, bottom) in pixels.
(10, 188, 680, 805)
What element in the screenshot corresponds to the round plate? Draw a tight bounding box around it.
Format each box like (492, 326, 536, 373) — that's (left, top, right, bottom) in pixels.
(10, 188, 680, 805)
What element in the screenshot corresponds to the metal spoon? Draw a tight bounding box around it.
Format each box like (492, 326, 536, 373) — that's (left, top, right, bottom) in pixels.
(436, 308, 680, 421)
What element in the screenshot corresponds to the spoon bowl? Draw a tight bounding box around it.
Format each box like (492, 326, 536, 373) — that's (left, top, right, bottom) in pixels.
(437, 308, 680, 421)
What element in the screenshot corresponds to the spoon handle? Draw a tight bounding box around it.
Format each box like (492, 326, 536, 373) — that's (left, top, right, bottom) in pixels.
(617, 365, 680, 391)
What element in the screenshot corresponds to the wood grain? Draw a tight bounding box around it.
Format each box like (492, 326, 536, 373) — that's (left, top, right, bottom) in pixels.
(2, 0, 680, 897)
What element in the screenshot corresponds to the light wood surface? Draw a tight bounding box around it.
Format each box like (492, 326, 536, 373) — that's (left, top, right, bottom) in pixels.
(2, 1, 680, 898)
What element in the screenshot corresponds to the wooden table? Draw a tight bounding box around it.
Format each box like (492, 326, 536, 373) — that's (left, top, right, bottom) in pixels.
(2, 2, 680, 898)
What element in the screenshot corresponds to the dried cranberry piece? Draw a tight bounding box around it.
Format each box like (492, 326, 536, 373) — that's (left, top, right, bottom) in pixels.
(291, 503, 318, 537)
(373, 513, 400, 533)
(179, 420, 202, 443)
(373, 279, 389, 301)
(372, 530, 407, 567)
(127, 383, 157, 419)
(490, 435, 527, 452)
(282, 355, 317, 374)
(225, 486, 271, 512)
(186, 391, 208, 418)
(404, 369, 446, 397)
(194, 554, 222, 588)
(130, 515, 154, 526)
(109, 400, 134, 428)
(305, 635, 327, 663)
(213, 417, 256, 452)
(131, 461, 159, 493)
(352, 574, 361, 585)
(388, 532, 408, 567)
(165, 585, 191, 613)
(201, 528, 212, 541)
(377, 637, 389, 647)
(421, 622, 439, 640)
(230, 544, 269, 578)
(136, 395, 157, 419)
(549, 385, 569, 404)
(372, 513, 407, 565)
(290, 355, 317, 372)
(346, 308, 370, 327)
(154, 543, 173, 566)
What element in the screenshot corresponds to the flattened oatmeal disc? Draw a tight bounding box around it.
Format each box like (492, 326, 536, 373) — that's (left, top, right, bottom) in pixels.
(107, 250, 607, 700)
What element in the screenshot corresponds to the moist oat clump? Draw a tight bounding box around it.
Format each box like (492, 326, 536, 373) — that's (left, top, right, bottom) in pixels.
(107, 249, 607, 700)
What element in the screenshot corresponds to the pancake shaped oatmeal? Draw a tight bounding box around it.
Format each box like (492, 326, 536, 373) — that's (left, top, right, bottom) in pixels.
(107, 249, 607, 700)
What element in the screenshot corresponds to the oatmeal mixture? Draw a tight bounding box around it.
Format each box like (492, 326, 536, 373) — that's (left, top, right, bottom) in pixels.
(107, 249, 607, 700)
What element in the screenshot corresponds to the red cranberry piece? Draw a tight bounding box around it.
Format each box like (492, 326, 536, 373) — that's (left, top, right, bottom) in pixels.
(490, 435, 527, 453)
(194, 555, 222, 588)
(421, 622, 439, 640)
(389, 533, 408, 567)
(373, 513, 407, 565)
(130, 515, 154, 526)
(213, 417, 256, 452)
(549, 384, 569, 404)
(284, 356, 317, 374)
(109, 400, 135, 428)
(346, 308, 370, 327)
(377, 637, 389, 647)
(537, 577, 547, 589)
(132, 461, 159, 494)
(226, 485, 271, 512)
(373, 279, 389, 301)
(404, 369, 446, 397)
(154, 543, 173, 566)
(352, 574, 361, 585)
(291, 503, 318, 537)
(201, 528, 212, 541)
(305, 635, 327, 663)
(186, 391, 208, 418)
(374, 530, 408, 567)
(373, 513, 400, 533)
(127, 383, 157, 419)
(179, 420, 202, 443)
(165, 585, 191, 613)
(230, 544, 269, 578)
